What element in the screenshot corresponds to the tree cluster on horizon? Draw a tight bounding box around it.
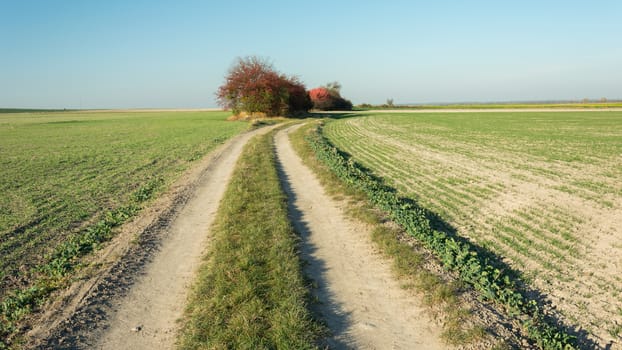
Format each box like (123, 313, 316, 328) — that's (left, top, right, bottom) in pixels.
(216, 56, 311, 117)
(216, 56, 351, 117)
(309, 81, 353, 111)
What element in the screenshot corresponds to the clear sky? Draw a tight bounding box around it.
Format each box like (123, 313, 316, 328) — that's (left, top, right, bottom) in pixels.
(1, 0, 621, 108)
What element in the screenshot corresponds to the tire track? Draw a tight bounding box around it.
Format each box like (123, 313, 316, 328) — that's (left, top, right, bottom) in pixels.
(275, 125, 448, 349)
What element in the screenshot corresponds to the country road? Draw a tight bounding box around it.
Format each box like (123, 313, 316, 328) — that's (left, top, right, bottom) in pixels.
(29, 122, 448, 349)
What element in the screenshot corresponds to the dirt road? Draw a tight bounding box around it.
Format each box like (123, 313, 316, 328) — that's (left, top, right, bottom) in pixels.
(275, 125, 447, 349)
(30, 123, 447, 349)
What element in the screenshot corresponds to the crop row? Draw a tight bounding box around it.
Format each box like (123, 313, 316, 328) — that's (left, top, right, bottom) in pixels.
(326, 120, 583, 275)
(353, 114, 621, 208)
(306, 124, 576, 350)
(328, 119, 595, 274)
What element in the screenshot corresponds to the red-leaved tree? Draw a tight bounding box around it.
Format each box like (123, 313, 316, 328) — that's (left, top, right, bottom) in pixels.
(309, 87, 332, 110)
(309, 82, 353, 111)
(216, 56, 311, 117)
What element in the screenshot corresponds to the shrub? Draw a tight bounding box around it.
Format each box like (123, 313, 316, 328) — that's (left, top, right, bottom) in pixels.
(216, 56, 311, 117)
(284, 78, 313, 117)
(309, 88, 333, 110)
(309, 83, 353, 111)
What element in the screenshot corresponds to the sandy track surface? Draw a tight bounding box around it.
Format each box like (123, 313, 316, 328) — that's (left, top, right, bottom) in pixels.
(28, 126, 274, 349)
(275, 125, 448, 349)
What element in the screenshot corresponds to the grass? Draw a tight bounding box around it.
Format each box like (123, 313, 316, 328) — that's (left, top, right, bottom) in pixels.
(322, 111, 622, 346)
(288, 121, 494, 347)
(178, 127, 322, 349)
(0, 110, 247, 347)
(0, 108, 72, 113)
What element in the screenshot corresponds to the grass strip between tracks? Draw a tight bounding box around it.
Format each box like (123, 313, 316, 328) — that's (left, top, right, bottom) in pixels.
(178, 127, 322, 349)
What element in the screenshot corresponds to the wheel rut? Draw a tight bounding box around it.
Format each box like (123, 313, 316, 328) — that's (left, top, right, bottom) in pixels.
(275, 125, 448, 349)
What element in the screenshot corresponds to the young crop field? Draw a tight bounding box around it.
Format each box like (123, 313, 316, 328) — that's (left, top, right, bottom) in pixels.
(0, 111, 247, 337)
(323, 111, 622, 345)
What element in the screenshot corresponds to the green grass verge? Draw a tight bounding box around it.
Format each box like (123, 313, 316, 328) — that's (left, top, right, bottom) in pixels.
(178, 127, 322, 349)
(288, 121, 492, 347)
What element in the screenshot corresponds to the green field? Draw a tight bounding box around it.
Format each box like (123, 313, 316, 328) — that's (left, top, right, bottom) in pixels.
(323, 111, 622, 344)
(0, 111, 247, 330)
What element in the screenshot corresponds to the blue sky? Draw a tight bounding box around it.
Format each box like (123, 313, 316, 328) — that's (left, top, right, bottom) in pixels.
(1, 0, 621, 108)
